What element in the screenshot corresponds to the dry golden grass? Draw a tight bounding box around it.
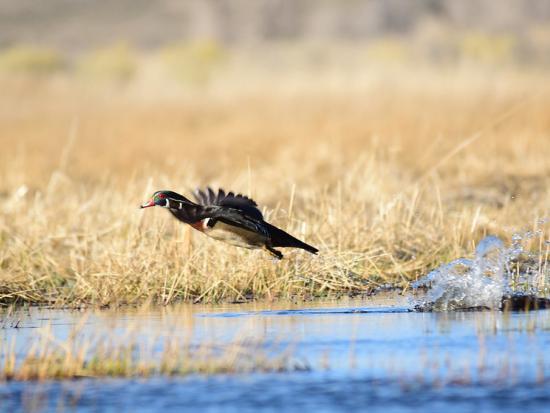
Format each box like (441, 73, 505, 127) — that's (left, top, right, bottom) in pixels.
(0, 64, 549, 306)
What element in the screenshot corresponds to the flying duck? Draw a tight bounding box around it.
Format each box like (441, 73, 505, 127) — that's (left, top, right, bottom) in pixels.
(140, 188, 318, 259)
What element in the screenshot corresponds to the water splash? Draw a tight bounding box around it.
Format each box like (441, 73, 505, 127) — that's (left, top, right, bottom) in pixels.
(412, 233, 548, 311)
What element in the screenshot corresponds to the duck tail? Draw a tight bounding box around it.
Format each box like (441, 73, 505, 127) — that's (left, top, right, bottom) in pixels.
(265, 223, 319, 254)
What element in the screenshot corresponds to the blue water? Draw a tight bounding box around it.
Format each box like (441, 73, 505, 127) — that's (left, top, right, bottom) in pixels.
(1, 296, 550, 412)
(2, 375, 550, 413)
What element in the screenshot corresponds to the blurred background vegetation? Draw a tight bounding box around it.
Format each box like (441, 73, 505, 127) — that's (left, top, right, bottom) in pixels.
(0, 0, 549, 86)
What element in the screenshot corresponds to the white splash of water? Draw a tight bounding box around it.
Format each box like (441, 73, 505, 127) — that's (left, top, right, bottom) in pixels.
(411, 234, 534, 311)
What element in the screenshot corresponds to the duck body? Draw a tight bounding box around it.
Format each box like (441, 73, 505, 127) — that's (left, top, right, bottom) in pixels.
(196, 219, 267, 249)
(141, 188, 318, 259)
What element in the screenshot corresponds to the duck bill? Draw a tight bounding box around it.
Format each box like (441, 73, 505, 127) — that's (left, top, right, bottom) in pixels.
(140, 198, 155, 208)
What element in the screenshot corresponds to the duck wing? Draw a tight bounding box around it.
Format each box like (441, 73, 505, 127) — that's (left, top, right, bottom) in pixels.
(208, 206, 270, 238)
(193, 187, 264, 221)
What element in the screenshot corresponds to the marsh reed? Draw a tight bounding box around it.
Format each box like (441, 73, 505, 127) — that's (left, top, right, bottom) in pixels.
(0, 62, 549, 306)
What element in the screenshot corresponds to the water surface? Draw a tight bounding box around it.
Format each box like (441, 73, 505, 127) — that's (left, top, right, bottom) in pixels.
(1, 295, 550, 412)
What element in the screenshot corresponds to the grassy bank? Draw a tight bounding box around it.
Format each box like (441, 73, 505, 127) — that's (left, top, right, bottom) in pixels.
(0, 63, 549, 306)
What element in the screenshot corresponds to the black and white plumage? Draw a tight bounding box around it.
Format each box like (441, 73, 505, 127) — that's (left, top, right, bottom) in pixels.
(141, 188, 318, 259)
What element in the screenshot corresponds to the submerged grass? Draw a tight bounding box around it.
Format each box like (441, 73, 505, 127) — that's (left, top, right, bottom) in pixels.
(0, 305, 309, 381)
(0, 64, 549, 307)
(0, 307, 303, 381)
(1, 337, 299, 381)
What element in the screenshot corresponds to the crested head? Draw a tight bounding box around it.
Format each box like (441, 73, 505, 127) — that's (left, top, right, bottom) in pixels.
(140, 190, 187, 209)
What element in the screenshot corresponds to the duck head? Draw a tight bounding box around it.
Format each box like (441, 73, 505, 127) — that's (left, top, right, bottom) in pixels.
(140, 190, 192, 209)
(140, 191, 170, 208)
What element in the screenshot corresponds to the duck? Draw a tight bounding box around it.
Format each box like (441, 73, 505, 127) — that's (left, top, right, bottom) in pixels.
(140, 187, 318, 259)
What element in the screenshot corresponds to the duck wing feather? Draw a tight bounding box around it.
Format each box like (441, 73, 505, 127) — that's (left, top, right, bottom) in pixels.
(193, 187, 263, 220)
